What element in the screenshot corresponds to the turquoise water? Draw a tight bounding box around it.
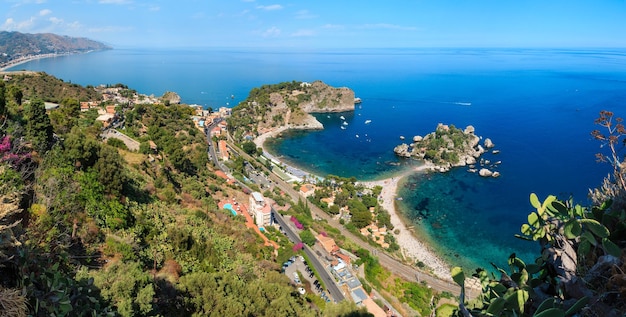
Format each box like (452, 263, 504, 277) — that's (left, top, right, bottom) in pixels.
(11, 48, 625, 271)
(223, 203, 237, 216)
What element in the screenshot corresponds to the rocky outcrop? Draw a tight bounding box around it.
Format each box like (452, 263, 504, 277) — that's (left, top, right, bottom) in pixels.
(394, 123, 501, 177)
(299, 81, 355, 113)
(161, 91, 181, 104)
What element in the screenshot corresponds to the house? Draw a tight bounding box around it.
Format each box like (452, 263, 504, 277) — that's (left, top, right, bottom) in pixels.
(321, 197, 334, 207)
(105, 105, 116, 114)
(299, 184, 315, 198)
(218, 107, 232, 116)
(96, 113, 115, 127)
(211, 126, 222, 137)
(350, 288, 368, 305)
(148, 140, 158, 153)
(218, 140, 229, 161)
(316, 234, 339, 256)
(249, 192, 272, 227)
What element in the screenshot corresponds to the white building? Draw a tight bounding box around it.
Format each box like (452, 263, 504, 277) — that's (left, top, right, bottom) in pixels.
(249, 192, 272, 228)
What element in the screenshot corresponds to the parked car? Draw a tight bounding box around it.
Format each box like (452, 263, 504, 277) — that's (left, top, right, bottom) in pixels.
(297, 287, 306, 295)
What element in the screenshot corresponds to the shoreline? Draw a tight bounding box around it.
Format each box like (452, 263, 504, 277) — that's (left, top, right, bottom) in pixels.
(0, 53, 66, 71)
(254, 126, 452, 280)
(360, 165, 452, 280)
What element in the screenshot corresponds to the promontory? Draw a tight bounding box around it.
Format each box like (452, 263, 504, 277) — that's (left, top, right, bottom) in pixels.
(228, 80, 356, 141)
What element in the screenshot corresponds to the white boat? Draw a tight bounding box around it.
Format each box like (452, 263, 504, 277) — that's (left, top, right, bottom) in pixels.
(354, 97, 362, 104)
(340, 126, 346, 130)
(356, 134, 359, 138)
(340, 115, 345, 120)
(364, 120, 371, 124)
(400, 136, 405, 140)
(342, 121, 348, 126)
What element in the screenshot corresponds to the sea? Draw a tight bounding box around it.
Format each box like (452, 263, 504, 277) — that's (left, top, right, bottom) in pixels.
(9, 47, 626, 272)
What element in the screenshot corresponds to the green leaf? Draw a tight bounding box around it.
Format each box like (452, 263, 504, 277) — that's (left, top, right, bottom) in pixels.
(580, 231, 597, 246)
(535, 298, 556, 314)
(486, 297, 507, 315)
(580, 219, 609, 238)
(578, 240, 591, 256)
(563, 219, 581, 239)
(564, 296, 589, 316)
(534, 307, 565, 317)
(451, 267, 465, 287)
(526, 263, 541, 274)
(530, 193, 541, 209)
(549, 200, 568, 216)
(528, 212, 540, 227)
(521, 224, 533, 236)
(602, 238, 622, 257)
(508, 254, 526, 271)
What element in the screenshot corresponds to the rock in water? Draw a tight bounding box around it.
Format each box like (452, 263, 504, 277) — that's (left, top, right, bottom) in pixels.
(479, 168, 493, 177)
(484, 138, 495, 148)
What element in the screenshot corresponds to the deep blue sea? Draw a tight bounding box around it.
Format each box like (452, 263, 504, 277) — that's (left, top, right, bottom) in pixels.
(10, 47, 626, 271)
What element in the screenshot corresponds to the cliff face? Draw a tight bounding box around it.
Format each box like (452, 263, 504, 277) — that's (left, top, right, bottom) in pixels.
(229, 80, 356, 141)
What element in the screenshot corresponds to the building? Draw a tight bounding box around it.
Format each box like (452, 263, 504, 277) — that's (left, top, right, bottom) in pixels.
(218, 140, 229, 161)
(299, 184, 316, 198)
(249, 192, 272, 227)
(316, 234, 339, 256)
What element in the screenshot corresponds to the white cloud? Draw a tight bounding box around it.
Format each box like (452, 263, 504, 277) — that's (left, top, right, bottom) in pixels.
(48, 17, 63, 24)
(2, 16, 35, 31)
(149, 6, 160, 11)
(322, 24, 344, 29)
(291, 29, 315, 37)
(39, 9, 52, 16)
(294, 10, 316, 20)
(261, 26, 281, 37)
(257, 4, 282, 11)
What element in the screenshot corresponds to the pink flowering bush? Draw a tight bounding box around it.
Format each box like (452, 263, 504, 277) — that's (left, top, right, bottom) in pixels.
(292, 242, 303, 252)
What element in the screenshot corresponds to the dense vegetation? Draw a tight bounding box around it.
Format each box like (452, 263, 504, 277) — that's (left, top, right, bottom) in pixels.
(0, 77, 370, 316)
(6, 72, 103, 103)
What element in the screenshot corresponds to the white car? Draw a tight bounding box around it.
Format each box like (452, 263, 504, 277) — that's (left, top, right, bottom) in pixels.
(297, 287, 306, 295)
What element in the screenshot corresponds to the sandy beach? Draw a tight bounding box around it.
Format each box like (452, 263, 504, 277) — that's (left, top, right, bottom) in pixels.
(360, 166, 452, 280)
(255, 127, 452, 279)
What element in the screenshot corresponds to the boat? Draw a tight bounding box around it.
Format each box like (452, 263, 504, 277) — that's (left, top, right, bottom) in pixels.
(354, 97, 362, 104)
(342, 121, 348, 126)
(340, 126, 346, 130)
(356, 134, 359, 138)
(399, 136, 405, 140)
(327, 115, 330, 118)
(340, 115, 345, 120)
(364, 120, 371, 124)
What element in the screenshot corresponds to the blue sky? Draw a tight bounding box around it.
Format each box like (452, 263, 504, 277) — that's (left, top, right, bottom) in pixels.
(2, 0, 625, 48)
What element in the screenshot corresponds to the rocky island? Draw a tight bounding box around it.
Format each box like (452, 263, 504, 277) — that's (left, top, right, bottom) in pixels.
(394, 123, 501, 177)
(228, 80, 356, 141)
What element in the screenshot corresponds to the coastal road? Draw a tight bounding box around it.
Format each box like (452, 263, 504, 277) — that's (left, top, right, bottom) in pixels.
(272, 210, 345, 302)
(225, 137, 466, 296)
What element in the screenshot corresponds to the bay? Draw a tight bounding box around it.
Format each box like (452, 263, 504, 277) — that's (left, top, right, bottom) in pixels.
(9, 47, 625, 271)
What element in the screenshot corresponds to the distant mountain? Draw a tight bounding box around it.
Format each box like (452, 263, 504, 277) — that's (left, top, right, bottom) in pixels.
(0, 31, 111, 64)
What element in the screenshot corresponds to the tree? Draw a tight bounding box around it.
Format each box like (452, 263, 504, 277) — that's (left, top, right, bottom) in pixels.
(8, 85, 23, 106)
(241, 141, 257, 156)
(93, 145, 126, 195)
(26, 99, 53, 152)
(299, 230, 316, 246)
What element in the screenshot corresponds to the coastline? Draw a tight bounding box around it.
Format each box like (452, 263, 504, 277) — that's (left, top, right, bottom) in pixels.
(254, 126, 452, 279)
(360, 165, 452, 280)
(0, 53, 64, 71)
